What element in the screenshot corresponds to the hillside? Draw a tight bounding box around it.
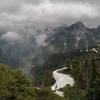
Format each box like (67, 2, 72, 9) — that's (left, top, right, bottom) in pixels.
(0, 22, 100, 100)
(0, 22, 99, 70)
(0, 64, 64, 100)
(30, 44, 100, 100)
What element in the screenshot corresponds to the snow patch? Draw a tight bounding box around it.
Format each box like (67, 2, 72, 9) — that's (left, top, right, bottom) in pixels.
(51, 67, 75, 96)
(92, 48, 98, 53)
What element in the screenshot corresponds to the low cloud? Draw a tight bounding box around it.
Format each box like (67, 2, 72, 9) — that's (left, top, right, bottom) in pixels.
(35, 34, 48, 47)
(0, 1, 99, 24)
(0, 0, 99, 46)
(1, 32, 23, 44)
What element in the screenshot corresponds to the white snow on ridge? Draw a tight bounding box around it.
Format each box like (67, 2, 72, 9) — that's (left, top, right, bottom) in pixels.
(51, 67, 75, 96)
(92, 48, 98, 53)
(80, 48, 98, 53)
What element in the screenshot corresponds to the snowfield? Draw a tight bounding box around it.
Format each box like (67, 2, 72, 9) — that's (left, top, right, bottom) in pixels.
(51, 67, 75, 96)
(92, 48, 98, 53)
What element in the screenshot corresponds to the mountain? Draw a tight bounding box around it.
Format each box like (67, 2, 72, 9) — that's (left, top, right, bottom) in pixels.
(0, 21, 99, 73)
(92, 25, 100, 42)
(47, 22, 96, 52)
(0, 22, 100, 100)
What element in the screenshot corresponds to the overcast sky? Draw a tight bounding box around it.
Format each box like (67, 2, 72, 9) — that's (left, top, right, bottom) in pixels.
(0, 0, 100, 28)
(0, 0, 100, 46)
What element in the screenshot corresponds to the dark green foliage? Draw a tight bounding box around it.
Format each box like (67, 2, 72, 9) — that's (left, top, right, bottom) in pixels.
(0, 64, 65, 100)
(0, 46, 99, 100)
(31, 47, 100, 100)
(35, 88, 64, 100)
(64, 86, 86, 100)
(0, 64, 36, 100)
(41, 71, 55, 87)
(86, 56, 100, 100)
(62, 51, 100, 100)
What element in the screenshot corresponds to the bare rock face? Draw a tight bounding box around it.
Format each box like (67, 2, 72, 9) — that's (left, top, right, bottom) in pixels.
(47, 22, 96, 52)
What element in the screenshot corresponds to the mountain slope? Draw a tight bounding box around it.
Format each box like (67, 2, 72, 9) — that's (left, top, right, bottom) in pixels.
(0, 21, 99, 72)
(47, 22, 96, 52)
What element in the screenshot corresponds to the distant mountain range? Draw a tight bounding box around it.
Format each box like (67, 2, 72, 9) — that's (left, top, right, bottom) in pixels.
(0, 21, 100, 71)
(47, 22, 96, 52)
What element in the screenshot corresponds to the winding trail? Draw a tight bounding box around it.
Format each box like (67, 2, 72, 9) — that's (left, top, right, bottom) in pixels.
(51, 67, 75, 96)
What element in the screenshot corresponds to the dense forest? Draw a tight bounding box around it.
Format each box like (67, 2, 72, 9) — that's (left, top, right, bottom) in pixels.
(0, 22, 100, 100)
(0, 44, 100, 100)
(0, 64, 64, 100)
(30, 44, 100, 100)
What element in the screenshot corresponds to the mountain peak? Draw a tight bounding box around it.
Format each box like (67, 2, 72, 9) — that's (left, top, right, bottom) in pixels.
(71, 21, 86, 28)
(67, 21, 86, 31)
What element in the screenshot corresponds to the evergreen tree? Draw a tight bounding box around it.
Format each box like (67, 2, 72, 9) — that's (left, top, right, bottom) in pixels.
(86, 56, 98, 100)
(0, 64, 36, 100)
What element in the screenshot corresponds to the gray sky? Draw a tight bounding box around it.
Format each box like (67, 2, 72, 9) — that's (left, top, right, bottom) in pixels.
(0, 0, 100, 27)
(0, 0, 100, 46)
